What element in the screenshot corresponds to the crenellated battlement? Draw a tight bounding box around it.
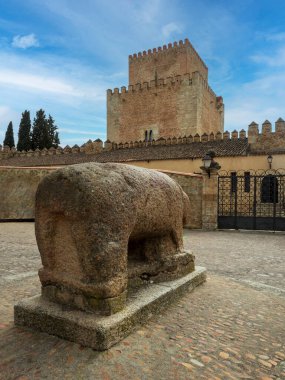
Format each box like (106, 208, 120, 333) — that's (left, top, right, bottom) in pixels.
(108, 37, 221, 142)
(247, 118, 285, 151)
(1, 118, 284, 163)
(128, 37, 208, 86)
(129, 39, 190, 60)
(129, 38, 207, 71)
(107, 72, 192, 95)
(107, 71, 220, 102)
(196, 72, 218, 100)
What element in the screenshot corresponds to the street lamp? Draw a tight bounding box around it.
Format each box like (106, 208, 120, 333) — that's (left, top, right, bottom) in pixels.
(267, 154, 273, 169)
(201, 151, 221, 178)
(202, 153, 212, 177)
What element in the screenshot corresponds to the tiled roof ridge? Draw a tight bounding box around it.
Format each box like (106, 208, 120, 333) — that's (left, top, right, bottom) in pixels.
(0, 129, 247, 159)
(1, 116, 284, 165)
(0, 139, 249, 167)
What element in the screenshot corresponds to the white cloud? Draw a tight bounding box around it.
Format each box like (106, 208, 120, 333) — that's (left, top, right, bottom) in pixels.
(162, 22, 183, 38)
(224, 71, 285, 131)
(225, 105, 281, 131)
(1, 0, 284, 143)
(59, 128, 105, 136)
(251, 47, 285, 67)
(0, 50, 111, 104)
(0, 106, 13, 120)
(12, 33, 39, 49)
(0, 69, 77, 96)
(0, 48, 109, 146)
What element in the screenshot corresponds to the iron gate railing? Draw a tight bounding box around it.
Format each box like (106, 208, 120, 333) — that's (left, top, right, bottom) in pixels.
(218, 169, 285, 231)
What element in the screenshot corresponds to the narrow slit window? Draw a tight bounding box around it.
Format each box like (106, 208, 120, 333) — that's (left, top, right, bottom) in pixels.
(231, 172, 237, 193)
(144, 130, 148, 142)
(244, 172, 250, 193)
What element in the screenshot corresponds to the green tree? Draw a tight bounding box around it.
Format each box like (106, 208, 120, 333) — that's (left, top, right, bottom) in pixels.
(3, 121, 15, 148)
(53, 131, 60, 148)
(31, 109, 60, 150)
(31, 109, 49, 150)
(47, 115, 60, 148)
(17, 110, 32, 151)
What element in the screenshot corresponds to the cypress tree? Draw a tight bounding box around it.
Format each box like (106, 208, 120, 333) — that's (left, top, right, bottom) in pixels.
(31, 109, 61, 150)
(31, 109, 48, 150)
(53, 131, 60, 148)
(17, 110, 32, 151)
(3, 121, 15, 148)
(47, 115, 60, 148)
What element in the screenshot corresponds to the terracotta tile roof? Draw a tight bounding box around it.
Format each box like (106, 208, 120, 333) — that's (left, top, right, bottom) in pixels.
(0, 139, 249, 167)
(94, 139, 249, 162)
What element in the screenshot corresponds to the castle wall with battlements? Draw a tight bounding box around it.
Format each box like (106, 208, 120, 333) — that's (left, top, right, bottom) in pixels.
(1, 117, 284, 151)
(129, 38, 208, 85)
(107, 39, 224, 144)
(107, 72, 224, 143)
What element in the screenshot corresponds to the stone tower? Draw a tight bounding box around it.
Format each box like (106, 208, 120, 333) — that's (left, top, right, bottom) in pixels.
(107, 38, 224, 143)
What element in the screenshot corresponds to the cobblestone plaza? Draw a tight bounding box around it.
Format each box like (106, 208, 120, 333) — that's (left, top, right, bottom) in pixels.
(0, 223, 284, 379)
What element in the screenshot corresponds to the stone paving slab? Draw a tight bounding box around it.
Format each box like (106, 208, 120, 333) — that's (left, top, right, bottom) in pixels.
(14, 268, 206, 351)
(184, 229, 285, 295)
(0, 223, 285, 379)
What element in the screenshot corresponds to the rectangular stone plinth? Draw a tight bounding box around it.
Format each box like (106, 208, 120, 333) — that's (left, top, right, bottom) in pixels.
(14, 266, 206, 351)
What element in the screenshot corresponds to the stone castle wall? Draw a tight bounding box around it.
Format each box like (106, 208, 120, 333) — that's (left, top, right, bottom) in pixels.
(128, 38, 208, 85)
(160, 170, 203, 229)
(0, 167, 54, 220)
(0, 118, 284, 163)
(107, 39, 224, 144)
(0, 166, 203, 228)
(248, 118, 285, 151)
(107, 72, 224, 143)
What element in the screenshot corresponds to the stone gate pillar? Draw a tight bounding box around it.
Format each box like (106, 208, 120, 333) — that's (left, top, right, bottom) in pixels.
(201, 169, 218, 230)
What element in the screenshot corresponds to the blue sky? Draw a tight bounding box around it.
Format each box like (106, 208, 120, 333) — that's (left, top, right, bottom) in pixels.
(0, 0, 284, 147)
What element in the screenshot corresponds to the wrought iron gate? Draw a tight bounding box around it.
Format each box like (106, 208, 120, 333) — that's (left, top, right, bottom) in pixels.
(218, 169, 285, 231)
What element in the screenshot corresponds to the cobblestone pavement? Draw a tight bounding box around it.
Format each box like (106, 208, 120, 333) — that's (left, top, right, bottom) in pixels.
(184, 229, 285, 297)
(0, 223, 285, 380)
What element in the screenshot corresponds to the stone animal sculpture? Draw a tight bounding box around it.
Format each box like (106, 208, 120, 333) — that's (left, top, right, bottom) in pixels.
(35, 163, 194, 315)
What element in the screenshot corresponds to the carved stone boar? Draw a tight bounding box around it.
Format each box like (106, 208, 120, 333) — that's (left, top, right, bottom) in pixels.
(35, 163, 194, 315)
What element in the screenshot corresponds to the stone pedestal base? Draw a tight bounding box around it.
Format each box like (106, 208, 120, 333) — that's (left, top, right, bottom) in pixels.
(14, 267, 206, 351)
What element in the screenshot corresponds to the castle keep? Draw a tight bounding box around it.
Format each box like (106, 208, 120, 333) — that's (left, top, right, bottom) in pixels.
(107, 39, 224, 143)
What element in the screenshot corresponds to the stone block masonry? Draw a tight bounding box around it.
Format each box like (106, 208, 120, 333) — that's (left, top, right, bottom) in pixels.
(15, 267, 206, 350)
(128, 38, 208, 85)
(0, 167, 56, 220)
(107, 38, 224, 144)
(159, 170, 203, 229)
(248, 118, 285, 151)
(0, 166, 204, 229)
(1, 117, 284, 168)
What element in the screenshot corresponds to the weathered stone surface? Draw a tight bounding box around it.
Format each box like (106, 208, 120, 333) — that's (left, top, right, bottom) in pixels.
(107, 40, 224, 143)
(35, 163, 194, 315)
(0, 167, 53, 220)
(14, 267, 206, 351)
